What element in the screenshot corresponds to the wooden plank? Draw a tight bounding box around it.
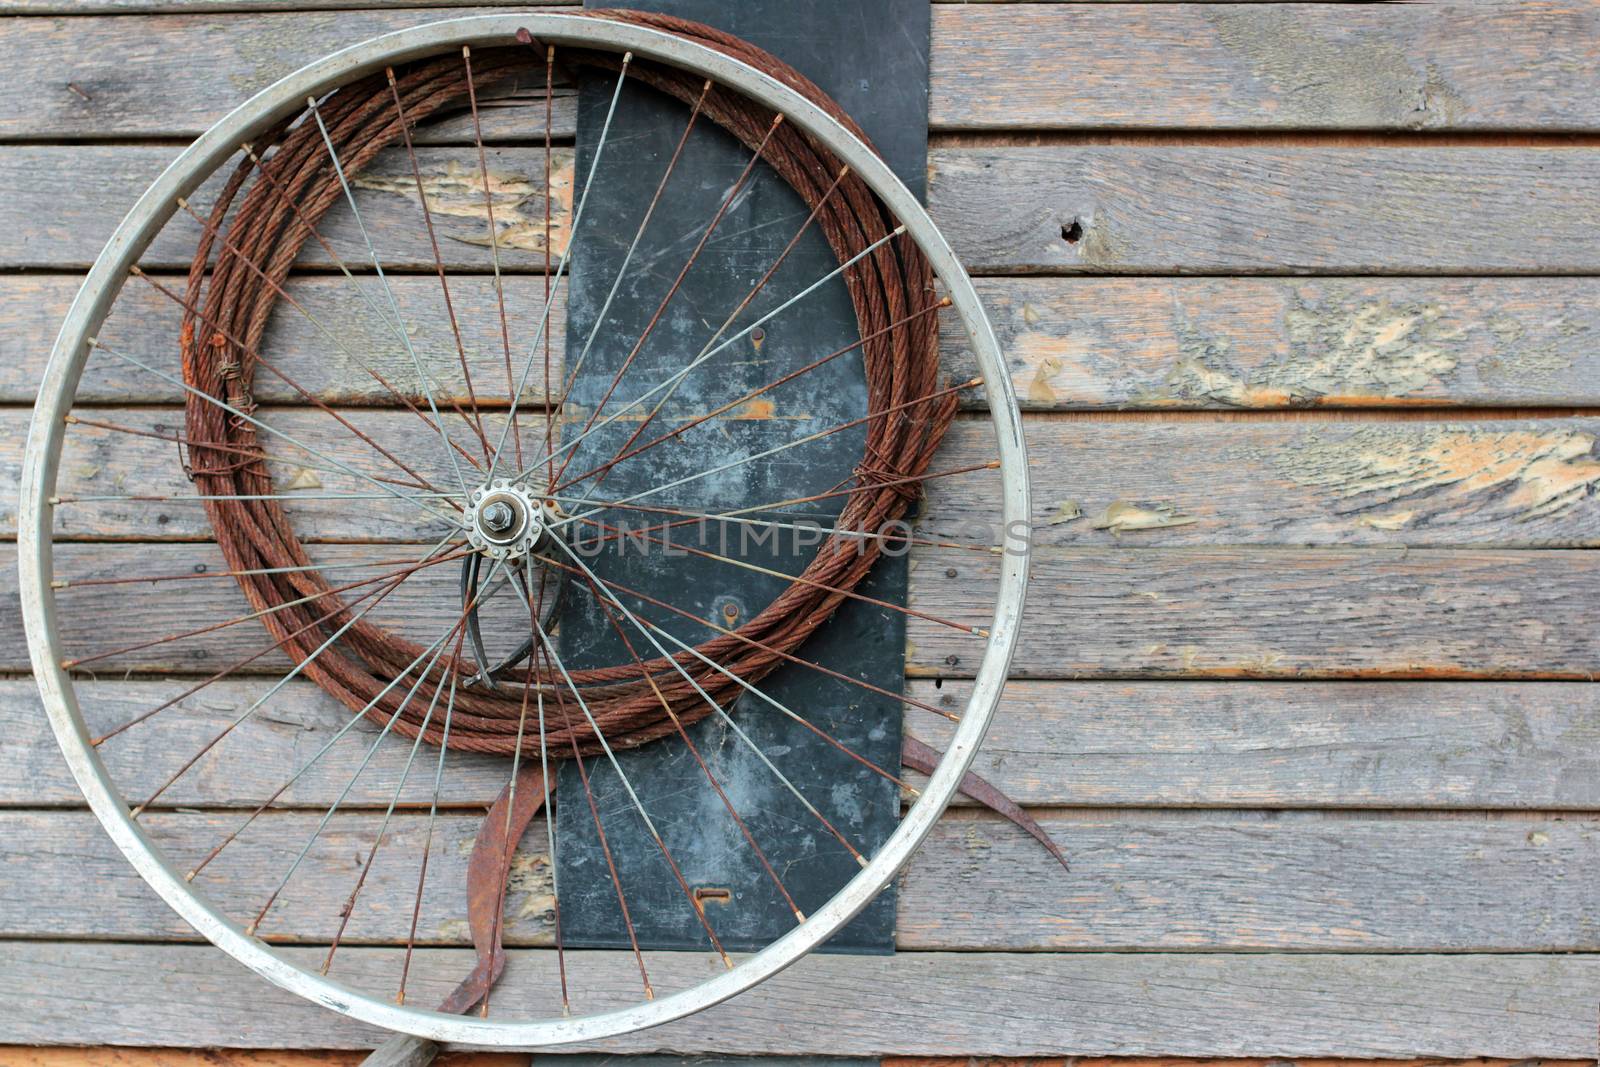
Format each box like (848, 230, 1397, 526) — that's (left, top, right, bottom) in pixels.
(16, 407, 1600, 547)
(2, 942, 1596, 1055)
(9, 144, 1600, 273)
(929, 5, 1600, 132)
(0, 1056, 1571, 1067)
(14, 676, 1600, 810)
(902, 678, 1600, 810)
(0, 1050, 524, 1067)
(12, 275, 1600, 411)
(940, 276, 1600, 411)
(929, 145, 1600, 274)
(0, 407, 545, 543)
(6, 7, 1600, 135)
(0, 8, 578, 142)
(0, 1, 558, 10)
(905, 545, 1600, 680)
(6, 543, 1598, 679)
(0, 145, 572, 270)
(1, 274, 568, 406)
(924, 416, 1600, 548)
(5, 808, 1596, 952)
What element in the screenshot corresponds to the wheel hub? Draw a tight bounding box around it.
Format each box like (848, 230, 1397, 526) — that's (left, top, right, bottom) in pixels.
(464, 480, 555, 559)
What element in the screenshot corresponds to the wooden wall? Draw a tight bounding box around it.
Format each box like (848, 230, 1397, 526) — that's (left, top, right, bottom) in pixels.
(2, 0, 1599, 1061)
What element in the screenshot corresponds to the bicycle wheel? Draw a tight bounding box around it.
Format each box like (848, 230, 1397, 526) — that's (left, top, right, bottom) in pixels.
(18, 11, 1028, 1046)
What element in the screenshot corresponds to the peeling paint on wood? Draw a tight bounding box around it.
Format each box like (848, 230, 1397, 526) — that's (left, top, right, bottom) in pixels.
(354, 157, 571, 255)
(9, 275, 1600, 409)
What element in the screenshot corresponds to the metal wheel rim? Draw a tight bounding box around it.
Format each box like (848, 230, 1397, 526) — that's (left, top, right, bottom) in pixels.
(18, 12, 1030, 1046)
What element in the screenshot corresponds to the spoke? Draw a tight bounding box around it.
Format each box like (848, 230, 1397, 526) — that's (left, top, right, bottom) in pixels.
(575, 515, 987, 636)
(557, 536, 865, 870)
(527, 578, 577, 1011)
(580, 562, 805, 922)
(513, 224, 909, 489)
(55, 491, 455, 504)
(131, 265, 459, 503)
(306, 96, 476, 497)
(63, 413, 433, 495)
(130, 546, 437, 817)
(481, 597, 537, 1019)
(87, 338, 466, 531)
(540, 41, 556, 486)
(399, 626, 468, 1006)
(171, 197, 485, 483)
(88, 538, 464, 744)
(64, 547, 466, 671)
(386, 67, 490, 461)
(559, 687, 650, 1002)
(552, 376, 981, 534)
(528, 605, 732, 967)
(569, 164, 855, 501)
(199, 560, 504, 894)
(322, 626, 453, 976)
(54, 550, 456, 590)
(237, 145, 490, 474)
(549, 108, 778, 489)
(487, 50, 632, 481)
(549, 493, 1004, 558)
(556, 298, 950, 495)
(531, 548, 958, 725)
(600, 582, 915, 800)
(463, 45, 523, 473)
(553, 78, 713, 447)
(244, 609, 469, 936)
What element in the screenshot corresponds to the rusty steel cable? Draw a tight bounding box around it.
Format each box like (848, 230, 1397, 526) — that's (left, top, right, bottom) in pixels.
(175, 10, 954, 763)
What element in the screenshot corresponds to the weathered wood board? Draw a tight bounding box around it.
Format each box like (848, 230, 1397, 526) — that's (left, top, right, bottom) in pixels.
(8, 144, 1600, 273)
(5, 807, 1597, 952)
(4, 0, 1600, 1059)
(4, 543, 1598, 679)
(0, 145, 574, 270)
(3, 942, 1597, 1056)
(11, 274, 1600, 411)
(927, 146, 1600, 274)
(14, 409, 1600, 547)
(5, 6, 1600, 136)
(13, 677, 1600, 810)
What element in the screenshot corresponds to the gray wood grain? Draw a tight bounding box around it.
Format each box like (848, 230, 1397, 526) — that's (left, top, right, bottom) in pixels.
(940, 276, 1600, 411)
(0, 145, 571, 270)
(5, 543, 1599, 679)
(11, 274, 1600, 411)
(924, 416, 1600, 548)
(13, 676, 1600, 810)
(906, 544, 1600, 680)
(17, 407, 1600, 547)
(930, 4, 1600, 132)
(0, 274, 568, 406)
(2, 942, 1596, 1055)
(9, 145, 1600, 273)
(5, 808, 1596, 952)
(0, 7, 576, 142)
(928, 146, 1600, 274)
(4, 7, 1598, 135)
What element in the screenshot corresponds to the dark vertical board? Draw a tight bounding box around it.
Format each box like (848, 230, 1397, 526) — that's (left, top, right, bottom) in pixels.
(555, 0, 929, 953)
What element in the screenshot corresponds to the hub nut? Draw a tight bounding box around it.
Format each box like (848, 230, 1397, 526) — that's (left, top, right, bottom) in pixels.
(464, 480, 548, 560)
(481, 500, 516, 533)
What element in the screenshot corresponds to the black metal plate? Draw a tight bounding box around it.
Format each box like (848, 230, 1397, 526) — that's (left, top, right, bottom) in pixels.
(554, 0, 929, 954)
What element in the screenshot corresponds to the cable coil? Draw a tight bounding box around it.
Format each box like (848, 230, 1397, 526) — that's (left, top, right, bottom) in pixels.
(179, 10, 955, 758)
